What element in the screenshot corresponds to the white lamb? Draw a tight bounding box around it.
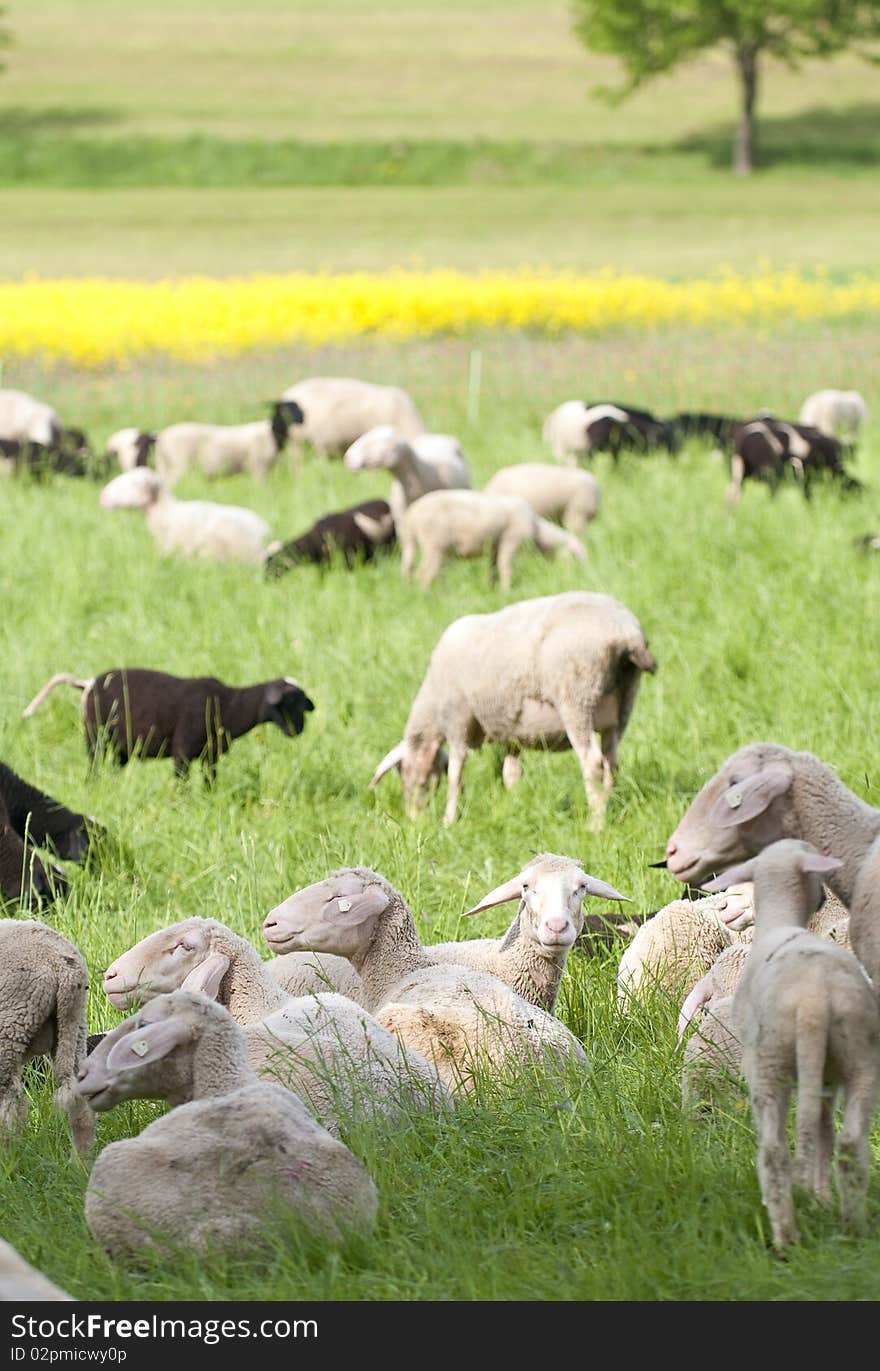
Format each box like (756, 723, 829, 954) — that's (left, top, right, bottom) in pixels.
(798, 390, 867, 443)
(153, 401, 302, 485)
(399, 489, 585, 589)
(281, 377, 425, 457)
(484, 464, 601, 535)
(99, 467, 271, 565)
(343, 425, 471, 532)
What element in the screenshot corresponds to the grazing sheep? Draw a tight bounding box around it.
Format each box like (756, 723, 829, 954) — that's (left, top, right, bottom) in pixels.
(281, 377, 425, 457)
(0, 1240, 72, 1301)
(0, 760, 94, 863)
(263, 868, 589, 1092)
(429, 854, 628, 1013)
(265, 499, 396, 577)
(370, 590, 656, 831)
(106, 428, 156, 471)
(616, 885, 755, 1009)
(664, 741, 880, 988)
(22, 668, 314, 779)
(582, 404, 680, 462)
(399, 489, 585, 590)
(703, 841, 880, 1250)
(0, 432, 90, 479)
(0, 388, 61, 447)
(484, 464, 601, 535)
(99, 467, 272, 564)
(77, 991, 378, 1260)
(152, 401, 304, 485)
(0, 790, 66, 905)
(343, 426, 471, 532)
(102, 917, 450, 1128)
(726, 419, 856, 507)
(543, 401, 594, 464)
(0, 920, 94, 1154)
(798, 390, 867, 444)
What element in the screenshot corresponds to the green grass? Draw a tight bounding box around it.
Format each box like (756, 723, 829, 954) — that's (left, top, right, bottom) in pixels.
(1, 329, 879, 1300)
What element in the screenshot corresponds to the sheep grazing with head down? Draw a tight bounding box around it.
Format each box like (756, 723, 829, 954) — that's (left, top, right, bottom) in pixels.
(99, 467, 272, 564)
(663, 741, 880, 989)
(700, 841, 880, 1251)
(0, 920, 94, 1155)
(22, 668, 314, 779)
(798, 390, 867, 445)
(76, 990, 378, 1260)
(429, 854, 628, 1013)
(265, 499, 396, 576)
(484, 464, 601, 536)
(263, 867, 589, 1093)
(370, 591, 656, 832)
(343, 426, 471, 533)
(281, 377, 425, 458)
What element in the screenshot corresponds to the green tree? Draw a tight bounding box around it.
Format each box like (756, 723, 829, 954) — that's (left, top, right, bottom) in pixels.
(571, 0, 880, 173)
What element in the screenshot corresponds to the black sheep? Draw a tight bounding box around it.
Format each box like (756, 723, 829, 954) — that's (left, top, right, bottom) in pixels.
(265, 498, 396, 577)
(0, 790, 67, 905)
(583, 404, 680, 460)
(22, 669, 315, 779)
(0, 761, 94, 861)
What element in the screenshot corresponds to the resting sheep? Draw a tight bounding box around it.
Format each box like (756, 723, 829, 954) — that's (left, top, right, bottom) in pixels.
(263, 868, 589, 1092)
(484, 464, 601, 535)
(343, 426, 471, 532)
(0, 1240, 72, 1301)
(617, 885, 755, 1009)
(281, 377, 424, 457)
(152, 401, 303, 485)
(399, 489, 585, 590)
(0, 920, 94, 1154)
(77, 990, 378, 1260)
(265, 499, 396, 576)
(99, 467, 272, 564)
(370, 591, 656, 830)
(663, 741, 880, 989)
(23, 668, 314, 779)
(0, 760, 94, 863)
(798, 390, 867, 444)
(702, 841, 880, 1250)
(0, 790, 66, 905)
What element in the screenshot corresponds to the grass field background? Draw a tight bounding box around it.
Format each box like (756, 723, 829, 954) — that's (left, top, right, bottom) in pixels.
(2, 0, 880, 1306)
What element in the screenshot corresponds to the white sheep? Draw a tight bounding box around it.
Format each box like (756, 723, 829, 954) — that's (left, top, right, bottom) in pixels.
(429, 853, 628, 1013)
(0, 387, 61, 446)
(99, 467, 271, 565)
(798, 390, 867, 443)
(0, 920, 94, 1155)
(370, 590, 656, 831)
(103, 917, 451, 1128)
(263, 868, 590, 1093)
(77, 990, 378, 1260)
(702, 840, 880, 1250)
(153, 401, 302, 485)
(0, 1239, 72, 1301)
(399, 489, 586, 590)
(106, 428, 155, 472)
(267, 951, 368, 1006)
(343, 425, 471, 532)
(617, 885, 755, 1009)
(484, 463, 601, 535)
(281, 377, 425, 457)
(543, 401, 593, 465)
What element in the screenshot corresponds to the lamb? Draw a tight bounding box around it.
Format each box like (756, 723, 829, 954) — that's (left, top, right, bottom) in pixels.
(484, 464, 601, 535)
(428, 854, 628, 1013)
(343, 426, 471, 532)
(152, 401, 304, 485)
(616, 885, 755, 1009)
(0, 790, 67, 905)
(370, 590, 656, 830)
(663, 741, 880, 988)
(101, 917, 451, 1128)
(265, 499, 396, 576)
(263, 868, 589, 1092)
(281, 377, 425, 458)
(0, 1240, 72, 1301)
(399, 489, 586, 590)
(99, 467, 273, 564)
(105, 428, 156, 471)
(701, 841, 880, 1250)
(798, 390, 867, 444)
(76, 990, 378, 1260)
(0, 920, 94, 1155)
(22, 668, 314, 779)
(0, 760, 94, 862)
(0, 387, 61, 447)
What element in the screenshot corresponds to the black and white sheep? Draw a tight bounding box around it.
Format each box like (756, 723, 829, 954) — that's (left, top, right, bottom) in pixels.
(152, 401, 304, 485)
(265, 499, 396, 577)
(22, 669, 315, 778)
(726, 419, 857, 506)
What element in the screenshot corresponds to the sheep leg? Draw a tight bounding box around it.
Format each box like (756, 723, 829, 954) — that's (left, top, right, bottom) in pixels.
(400, 531, 417, 582)
(562, 503, 587, 536)
(599, 728, 619, 791)
(836, 1078, 877, 1236)
(560, 713, 606, 833)
(751, 1083, 798, 1251)
(496, 531, 523, 591)
(502, 754, 523, 789)
(726, 455, 745, 509)
(0, 1075, 28, 1136)
(442, 745, 468, 827)
(416, 546, 445, 589)
(812, 1093, 835, 1205)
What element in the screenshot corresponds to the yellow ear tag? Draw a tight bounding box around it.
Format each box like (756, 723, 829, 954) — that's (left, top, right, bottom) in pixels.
(726, 790, 743, 809)
(131, 1039, 149, 1057)
(338, 899, 352, 912)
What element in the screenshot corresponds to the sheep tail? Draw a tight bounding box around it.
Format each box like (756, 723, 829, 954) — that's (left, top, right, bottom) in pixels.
(793, 999, 829, 1192)
(628, 644, 657, 674)
(22, 673, 90, 718)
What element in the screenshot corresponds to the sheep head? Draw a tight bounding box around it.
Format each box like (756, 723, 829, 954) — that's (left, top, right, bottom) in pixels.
(369, 736, 448, 816)
(344, 426, 405, 473)
(103, 918, 228, 1010)
(463, 853, 628, 952)
(259, 678, 315, 737)
(263, 868, 391, 961)
(99, 467, 164, 510)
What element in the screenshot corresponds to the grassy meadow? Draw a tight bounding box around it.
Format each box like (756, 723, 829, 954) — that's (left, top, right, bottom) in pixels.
(2, 0, 880, 1307)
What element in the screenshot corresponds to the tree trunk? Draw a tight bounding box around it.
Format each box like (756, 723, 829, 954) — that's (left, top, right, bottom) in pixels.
(733, 45, 758, 175)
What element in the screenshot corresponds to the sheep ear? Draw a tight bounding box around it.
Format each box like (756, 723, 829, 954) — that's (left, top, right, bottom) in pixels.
(796, 851, 843, 875)
(105, 1018, 190, 1072)
(353, 512, 392, 542)
(463, 874, 527, 917)
(325, 886, 390, 926)
(708, 764, 792, 829)
(369, 742, 405, 788)
(581, 873, 630, 902)
(701, 860, 756, 892)
(181, 952, 230, 1000)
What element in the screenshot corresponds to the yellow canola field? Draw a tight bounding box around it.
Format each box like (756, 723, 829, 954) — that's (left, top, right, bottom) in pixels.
(1, 269, 878, 367)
